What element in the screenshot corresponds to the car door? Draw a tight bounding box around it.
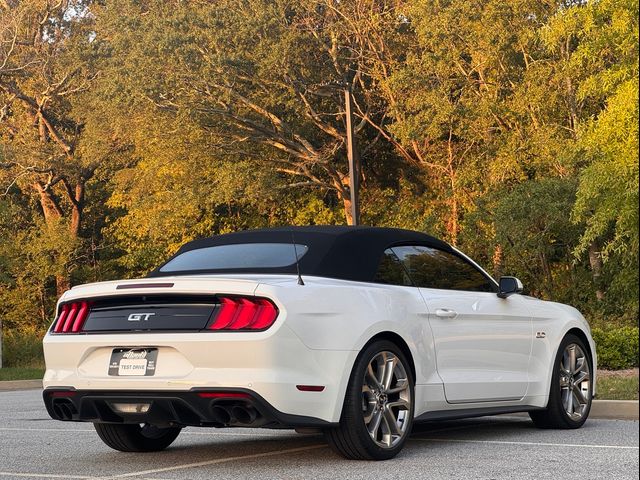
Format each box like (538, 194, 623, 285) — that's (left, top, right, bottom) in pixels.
(390, 245, 533, 404)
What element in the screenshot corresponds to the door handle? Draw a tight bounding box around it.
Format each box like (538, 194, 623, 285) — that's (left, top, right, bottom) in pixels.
(435, 308, 458, 319)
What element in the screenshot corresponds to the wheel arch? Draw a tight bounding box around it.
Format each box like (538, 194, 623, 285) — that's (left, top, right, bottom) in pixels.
(540, 326, 597, 403)
(330, 329, 419, 423)
(565, 327, 594, 367)
(360, 331, 417, 385)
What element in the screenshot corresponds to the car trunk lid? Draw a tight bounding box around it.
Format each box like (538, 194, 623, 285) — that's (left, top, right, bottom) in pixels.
(55, 276, 265, 333)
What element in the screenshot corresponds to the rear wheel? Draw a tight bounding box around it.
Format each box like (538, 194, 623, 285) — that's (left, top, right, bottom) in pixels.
(529, 334, 592, 429)
(94, 423, 181, 452)
(324, 340, 414, 460)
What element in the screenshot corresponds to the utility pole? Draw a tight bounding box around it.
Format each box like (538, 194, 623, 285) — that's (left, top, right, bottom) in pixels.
(343, 85, 360, 225)
(311, 80, 361, 226)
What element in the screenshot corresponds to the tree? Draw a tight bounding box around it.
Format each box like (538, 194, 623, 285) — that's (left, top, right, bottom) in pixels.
(1, 0, 97, 293)
(567, 0, 639, 307)
(87, 0, 413, 225)
(380, 0, 564, 244)
(463, 178, 587, 301)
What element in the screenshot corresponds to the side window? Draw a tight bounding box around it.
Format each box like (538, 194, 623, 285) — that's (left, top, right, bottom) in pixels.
(390, 245, 495, 292)
(374, 249, 413, 286)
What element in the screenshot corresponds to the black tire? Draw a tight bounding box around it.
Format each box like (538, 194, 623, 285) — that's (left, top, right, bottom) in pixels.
(324, 340, 415, 460)
(529, 333, 593, 429)
(94, 423, 181, 452)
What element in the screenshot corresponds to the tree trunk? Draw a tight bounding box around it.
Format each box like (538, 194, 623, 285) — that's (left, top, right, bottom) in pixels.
(588, 241, 605, 301)
(446, 134, 459, 245)
(55, 276, 71, 296)
(539, 251, 553, 296)
(70, 181, 85, 238)
(448, 194, 458, 246)
(342, 196, 354, 226)
(332, 179, 354, 226)
(33, 181, 83, 296)
(34, 182, 63, 223)
(492, 244, 503, 279)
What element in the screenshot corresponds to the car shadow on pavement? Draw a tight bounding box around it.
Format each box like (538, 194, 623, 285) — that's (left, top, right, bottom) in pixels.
(411, 415, 534, 437)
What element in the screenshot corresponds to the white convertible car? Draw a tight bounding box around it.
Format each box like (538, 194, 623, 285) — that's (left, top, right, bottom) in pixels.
(42, 226, 596, 460)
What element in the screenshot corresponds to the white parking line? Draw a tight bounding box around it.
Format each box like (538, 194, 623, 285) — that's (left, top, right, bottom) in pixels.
(414, 438, 639, 449)
(0, 473, 182, 480)
(0, 427, 294, 437)
(0, 427, 93, 433)
(99, 444, 326, 479)
(0, 473, 95, 479)
(0, 444, 326, 480)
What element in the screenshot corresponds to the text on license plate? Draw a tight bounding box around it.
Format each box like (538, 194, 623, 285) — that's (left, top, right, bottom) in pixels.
(118, 359, 148, 376)
(109, 348, 157, 376)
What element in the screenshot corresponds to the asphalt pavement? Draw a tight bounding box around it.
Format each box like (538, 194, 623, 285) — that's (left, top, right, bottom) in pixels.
(0, 389, 638, 480)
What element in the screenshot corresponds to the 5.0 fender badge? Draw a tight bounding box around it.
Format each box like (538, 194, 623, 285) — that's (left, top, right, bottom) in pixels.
(535, 331, 546, 339)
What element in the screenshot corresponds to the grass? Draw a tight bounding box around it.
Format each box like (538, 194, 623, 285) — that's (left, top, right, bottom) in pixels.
(0, 367, 45, 382)
(597, 370, 639, 400)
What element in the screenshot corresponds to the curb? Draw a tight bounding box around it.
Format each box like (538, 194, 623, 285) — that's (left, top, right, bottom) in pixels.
(590, 400, 638, 420)
(0, 380, 42, 391)
(0, 380, 637, 420)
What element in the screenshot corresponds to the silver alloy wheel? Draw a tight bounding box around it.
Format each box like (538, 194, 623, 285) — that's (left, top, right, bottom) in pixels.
(362, 351, 411, 448)
(559, 343, 591, 421)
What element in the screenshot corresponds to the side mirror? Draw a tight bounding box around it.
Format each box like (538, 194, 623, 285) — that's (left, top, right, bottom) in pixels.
(498, 276, 523, 298)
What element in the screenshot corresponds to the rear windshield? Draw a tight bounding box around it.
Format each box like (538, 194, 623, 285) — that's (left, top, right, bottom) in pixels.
(158, 243, 308, 273)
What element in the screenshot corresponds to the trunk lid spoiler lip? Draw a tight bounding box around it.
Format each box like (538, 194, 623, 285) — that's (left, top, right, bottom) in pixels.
(61, 277, 263, 304)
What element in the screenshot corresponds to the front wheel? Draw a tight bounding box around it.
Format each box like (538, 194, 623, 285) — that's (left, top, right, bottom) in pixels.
(324, 340, 415, 460)
(530, 334, 593, 429)
(94, 423, 181, 452)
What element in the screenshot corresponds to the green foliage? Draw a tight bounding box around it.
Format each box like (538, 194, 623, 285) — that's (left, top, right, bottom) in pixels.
(573, 79, 639, 307)
(465, 178, 586, 300)
(566, 0, 640, 312)
(1, 198, 81, 330)
(1, 329, 44, 368)
(592, 327, 640, 369)
(362, 178, 441, 234)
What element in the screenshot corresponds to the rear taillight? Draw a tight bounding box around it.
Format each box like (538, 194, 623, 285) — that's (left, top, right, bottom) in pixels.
(52, 301, 90, 333)
(207, 296, 278, 331)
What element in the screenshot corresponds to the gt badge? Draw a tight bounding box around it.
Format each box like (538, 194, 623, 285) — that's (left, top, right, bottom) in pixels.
(127, 312, 156, 322)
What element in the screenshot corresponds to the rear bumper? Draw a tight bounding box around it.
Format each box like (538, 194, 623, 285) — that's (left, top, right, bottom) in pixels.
(42, 325, 355, 423)
(43, 387, 335, 428)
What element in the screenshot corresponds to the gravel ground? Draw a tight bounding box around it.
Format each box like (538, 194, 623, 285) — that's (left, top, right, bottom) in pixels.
(0, 389, 638, 480)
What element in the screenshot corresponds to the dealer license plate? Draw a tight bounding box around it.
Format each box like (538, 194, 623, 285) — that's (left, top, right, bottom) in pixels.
(108, 348, 158, 376)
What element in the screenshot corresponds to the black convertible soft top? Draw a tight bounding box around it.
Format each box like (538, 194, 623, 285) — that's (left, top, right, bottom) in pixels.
(148, 226, 453, 282)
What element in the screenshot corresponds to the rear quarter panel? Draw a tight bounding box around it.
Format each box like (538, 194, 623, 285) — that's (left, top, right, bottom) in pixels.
(255, 278, 439, 385)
